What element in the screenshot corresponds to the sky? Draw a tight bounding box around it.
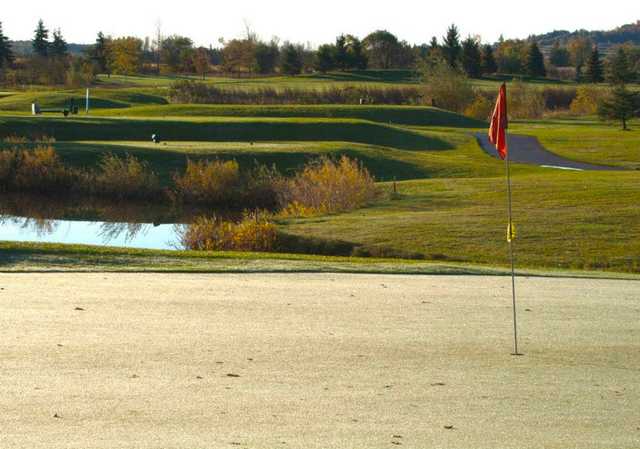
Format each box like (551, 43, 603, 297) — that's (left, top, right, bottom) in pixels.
(1, 0, 636, 47)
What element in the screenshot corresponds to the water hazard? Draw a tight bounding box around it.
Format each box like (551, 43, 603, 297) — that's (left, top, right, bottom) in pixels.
(0, 194, 230, 251)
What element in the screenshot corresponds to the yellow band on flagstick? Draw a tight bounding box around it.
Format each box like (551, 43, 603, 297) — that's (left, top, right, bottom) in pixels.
(507, 222, 516, 242)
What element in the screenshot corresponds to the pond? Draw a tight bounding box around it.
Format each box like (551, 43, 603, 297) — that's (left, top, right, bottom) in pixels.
(0, 193, 233, 251)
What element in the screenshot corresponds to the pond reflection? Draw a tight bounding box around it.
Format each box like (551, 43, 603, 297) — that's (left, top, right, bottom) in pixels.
(0, 193, 237, 250)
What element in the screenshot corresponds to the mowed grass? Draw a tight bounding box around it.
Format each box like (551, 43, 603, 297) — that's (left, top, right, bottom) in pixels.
(280, 171, 640, 273)
(511, 117, 640, 169)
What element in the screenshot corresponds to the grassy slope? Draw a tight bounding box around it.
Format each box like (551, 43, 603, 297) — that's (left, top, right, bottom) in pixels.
(512, 117, 640, 169)
(0, 84, 638, 273)
(280, 171, 640, 273)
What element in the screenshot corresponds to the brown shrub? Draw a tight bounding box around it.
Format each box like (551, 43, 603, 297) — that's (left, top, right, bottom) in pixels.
(570, 86, 608, 115)
(464, 94, 493, 121)
(94, 153, 161, 199)
(179, 211, 277, 252)
(173, 159, 242, 204)
(12, 145, 76, 192)
(278, 156, 377, 217)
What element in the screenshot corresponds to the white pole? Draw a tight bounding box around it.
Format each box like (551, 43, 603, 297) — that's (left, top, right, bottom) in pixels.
(86, 88, 90, 114)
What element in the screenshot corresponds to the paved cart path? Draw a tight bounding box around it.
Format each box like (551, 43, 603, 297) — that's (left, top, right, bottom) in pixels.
(1, 273, 639, 449)
(476, 133, 625, 171)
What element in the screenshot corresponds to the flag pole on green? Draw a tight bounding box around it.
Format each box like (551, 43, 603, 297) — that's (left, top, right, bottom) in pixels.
(489, 83, 521, 356)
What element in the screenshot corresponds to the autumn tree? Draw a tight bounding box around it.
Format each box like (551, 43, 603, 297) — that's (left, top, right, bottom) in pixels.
(193, 47, 210, 79)
(221, 39, 256, 74)
(107, 37, 143, 75)
(161, 35, 194, 73)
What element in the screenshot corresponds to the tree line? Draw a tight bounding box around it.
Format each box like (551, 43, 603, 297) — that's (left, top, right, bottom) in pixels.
(0, 20, 639, 86)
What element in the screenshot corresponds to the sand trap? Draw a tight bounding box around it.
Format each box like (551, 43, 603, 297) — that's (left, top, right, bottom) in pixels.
(1, 273, 638, 449)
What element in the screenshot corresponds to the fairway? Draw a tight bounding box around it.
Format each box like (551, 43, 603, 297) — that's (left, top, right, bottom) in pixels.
(1, 273, 639, 449)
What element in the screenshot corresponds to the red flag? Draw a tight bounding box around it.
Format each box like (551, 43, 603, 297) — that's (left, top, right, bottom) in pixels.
(489, 83, 508, 160)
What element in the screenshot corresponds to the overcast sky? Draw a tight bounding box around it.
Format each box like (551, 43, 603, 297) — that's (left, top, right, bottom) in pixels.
(2, 0, 636, 47)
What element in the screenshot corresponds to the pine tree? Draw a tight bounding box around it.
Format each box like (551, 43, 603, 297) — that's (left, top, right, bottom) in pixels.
(607, 47, 633, 85)
(32, 19, 49, 57)
(280, 43, 302, 75)
(91, 32, 110, 74)
(481, 44, 497, 75)
(549, 41, 570, 67)
(334, 35, 348, 70)
(598, 86, 639, 130)
(442, 24, 461, 68)
(345, 35, 367, 70)
(585, 46, 604, 83)
(50, 29, 68, 58)
(0, 21, 14, 68)
(525, 42, 546, 78)
(461, 37, 481, 78)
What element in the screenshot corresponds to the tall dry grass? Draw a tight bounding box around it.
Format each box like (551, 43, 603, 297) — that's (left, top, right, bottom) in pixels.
(278, 155, 377, 217)
(173, 159, 242, 204)
(94, 153, 161, 199)
(169, 80, 421, 105)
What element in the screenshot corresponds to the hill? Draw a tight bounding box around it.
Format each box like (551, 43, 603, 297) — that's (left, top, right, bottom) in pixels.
(533, 20, 640, 47)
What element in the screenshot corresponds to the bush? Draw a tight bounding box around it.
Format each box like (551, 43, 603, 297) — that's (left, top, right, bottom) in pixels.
(542, 87, 577, 111)
(421, 60, 474, 113)
(11, 145, 77, 193)
(570, 86, 607, 115)
(508, 79, 545, 119)
(278, 156, 377, 216)
(179, 211, 277, 252)
(94, 153, 161, 199)
(173, 159, 242, 204)
(464, 94, 493, 121)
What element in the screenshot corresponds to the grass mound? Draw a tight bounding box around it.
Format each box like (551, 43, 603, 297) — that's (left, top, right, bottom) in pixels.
(98, 104, 485, 127)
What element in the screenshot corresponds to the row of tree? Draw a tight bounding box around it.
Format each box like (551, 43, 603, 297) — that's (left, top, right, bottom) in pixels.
(1, 20, 640, 84)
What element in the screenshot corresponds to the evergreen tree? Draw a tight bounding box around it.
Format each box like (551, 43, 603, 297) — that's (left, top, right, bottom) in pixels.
(441, 24, 461, 68)
(598, 86, 639, 130)
(607, 47, 633, 85)
(334, 35, 348, 70)
(525, 42, 546, 77)
(461, 37, 481, 78)
(481, 44, 497, 74)
(549, 41, 570, 67)
(0, 21, 14, 68)
(585, 46, 604, 83)
(50, 29, 68, 58)
(32, 19, 49, 57)
(314, 44, 335, 73)
(280, 43, 302, 75)
(90, 31, 110, 74)
(345, 35, 367, 70)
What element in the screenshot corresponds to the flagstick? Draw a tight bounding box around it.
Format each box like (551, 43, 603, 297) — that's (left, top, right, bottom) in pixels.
(505, 141, 521, 356)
